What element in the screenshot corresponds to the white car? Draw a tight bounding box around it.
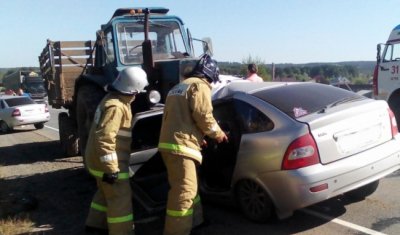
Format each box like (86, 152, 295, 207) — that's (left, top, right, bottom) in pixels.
(0, 95, 50, 133)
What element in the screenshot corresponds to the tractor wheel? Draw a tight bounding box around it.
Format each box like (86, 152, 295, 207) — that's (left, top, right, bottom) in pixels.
(58, 112, 79, 157)
(76, 85, 106, 157)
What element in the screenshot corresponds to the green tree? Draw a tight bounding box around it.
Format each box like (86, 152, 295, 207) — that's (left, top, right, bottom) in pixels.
(353, 75, 370, 84)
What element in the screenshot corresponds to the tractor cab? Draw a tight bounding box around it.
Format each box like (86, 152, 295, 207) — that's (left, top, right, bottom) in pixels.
(94, 8, 212, 104)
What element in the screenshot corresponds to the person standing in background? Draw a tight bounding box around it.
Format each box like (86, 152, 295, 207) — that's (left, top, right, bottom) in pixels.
(17, 88, 30, 97)
(245, 63, 263, 82)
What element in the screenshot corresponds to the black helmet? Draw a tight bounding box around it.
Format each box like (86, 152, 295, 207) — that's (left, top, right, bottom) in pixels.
(193, 54, 220, 83)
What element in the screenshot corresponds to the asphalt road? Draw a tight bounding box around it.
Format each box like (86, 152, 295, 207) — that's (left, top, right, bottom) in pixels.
(6, 106, 400, 235)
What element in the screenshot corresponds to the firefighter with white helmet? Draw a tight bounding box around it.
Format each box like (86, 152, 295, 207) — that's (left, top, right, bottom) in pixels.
(85, 67, 148, 235)
(158, 54, 228, 235)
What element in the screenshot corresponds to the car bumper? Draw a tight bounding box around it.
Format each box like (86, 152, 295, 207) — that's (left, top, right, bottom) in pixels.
(32, 99, 47, 104)
(9, 113, 50, 127)
(257, 136, 400, 219)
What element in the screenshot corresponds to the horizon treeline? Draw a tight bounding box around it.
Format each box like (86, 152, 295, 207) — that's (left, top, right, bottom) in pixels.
(219, 62, 373, 84)
(0, 62, 374, 85)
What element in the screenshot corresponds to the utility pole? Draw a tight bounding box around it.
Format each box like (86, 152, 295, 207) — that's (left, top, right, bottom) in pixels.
(271, 63, 275, 81)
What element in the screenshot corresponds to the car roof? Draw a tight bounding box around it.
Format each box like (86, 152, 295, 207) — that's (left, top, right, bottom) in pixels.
(212, 81, 302, 100)
(0, 95, 23, 100)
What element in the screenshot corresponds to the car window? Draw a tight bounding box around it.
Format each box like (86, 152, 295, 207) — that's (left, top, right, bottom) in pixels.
(4, 97, 35, 107)
(0, 100, 4, 109)
(213, 100, 237, 131)
(252, 83, 364, 119)
(233, 100, 274, 134)
(131, 113, 163, 151)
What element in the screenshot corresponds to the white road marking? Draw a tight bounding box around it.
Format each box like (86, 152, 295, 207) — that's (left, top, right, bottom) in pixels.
(301, 208, 387, 235)
(44, 125, 59, 132)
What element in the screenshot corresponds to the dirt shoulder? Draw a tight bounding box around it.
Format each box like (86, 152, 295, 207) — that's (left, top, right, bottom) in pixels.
(0, 130, 96, 234)
(0, 128, 168, 235)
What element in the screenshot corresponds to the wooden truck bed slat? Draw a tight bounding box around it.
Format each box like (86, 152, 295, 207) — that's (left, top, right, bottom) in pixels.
(38, 39, 95, 108)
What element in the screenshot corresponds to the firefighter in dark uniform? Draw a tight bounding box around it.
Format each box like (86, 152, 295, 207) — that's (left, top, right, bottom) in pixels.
(85, 67, 149, 235)
(158, 54, 228, 235)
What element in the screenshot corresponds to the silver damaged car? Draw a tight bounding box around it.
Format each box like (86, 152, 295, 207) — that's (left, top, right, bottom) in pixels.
(128, 81, 400, 222)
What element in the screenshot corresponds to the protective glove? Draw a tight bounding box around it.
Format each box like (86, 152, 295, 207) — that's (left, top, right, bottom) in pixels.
(102, 172, 119, 184)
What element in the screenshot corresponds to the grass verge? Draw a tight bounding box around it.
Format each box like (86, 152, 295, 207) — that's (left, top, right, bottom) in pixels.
(0, 214, 35, 235)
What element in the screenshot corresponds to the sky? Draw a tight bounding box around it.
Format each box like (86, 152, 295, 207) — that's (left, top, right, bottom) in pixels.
(0, 0, 399, 68)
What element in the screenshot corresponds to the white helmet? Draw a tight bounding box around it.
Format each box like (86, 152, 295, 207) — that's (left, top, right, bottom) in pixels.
(110, 67, 149, 95)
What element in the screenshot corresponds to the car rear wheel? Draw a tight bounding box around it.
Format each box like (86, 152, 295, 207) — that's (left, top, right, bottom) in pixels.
(34, 123, 44, 129)
(0, 121, 10, 134)
(345, 180, 380, 200)
(58, 112, 79, 157)
(235, 179, 275, 223)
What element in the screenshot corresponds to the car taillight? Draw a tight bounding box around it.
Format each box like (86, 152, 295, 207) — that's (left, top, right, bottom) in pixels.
(282, 133, 320, 170)
(388, 108, 398, 137)
(45, 104, 49, 113)
(372, 64, 379, 96)
(12, 109, 21, 117)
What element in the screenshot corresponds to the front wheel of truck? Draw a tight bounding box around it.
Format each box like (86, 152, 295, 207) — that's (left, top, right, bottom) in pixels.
(58, 112, 79, 157)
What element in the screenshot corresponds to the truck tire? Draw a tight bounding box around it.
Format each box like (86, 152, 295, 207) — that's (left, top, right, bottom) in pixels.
(76, 84, 106, 157)
(58, 112, 79, 157)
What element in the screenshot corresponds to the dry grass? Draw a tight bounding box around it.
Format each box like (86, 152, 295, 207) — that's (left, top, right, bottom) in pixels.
(0, 214, 35, 235)
(0, 160, 34, 235)
(0, 165, 34, 235)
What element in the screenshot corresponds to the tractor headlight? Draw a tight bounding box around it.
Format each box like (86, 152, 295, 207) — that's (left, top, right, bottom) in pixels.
(148, 90, 161, 104)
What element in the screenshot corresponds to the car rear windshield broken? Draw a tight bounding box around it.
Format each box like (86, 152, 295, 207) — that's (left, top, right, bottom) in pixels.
(252, 83, 364, 119)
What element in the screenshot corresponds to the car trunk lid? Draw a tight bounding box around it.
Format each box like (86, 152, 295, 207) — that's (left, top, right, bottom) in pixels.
(17, 104, 46, 117)
(303, 100, 393, 164)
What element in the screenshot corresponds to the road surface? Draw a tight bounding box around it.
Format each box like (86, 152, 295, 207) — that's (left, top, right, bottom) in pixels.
(0, 107, 399, 234)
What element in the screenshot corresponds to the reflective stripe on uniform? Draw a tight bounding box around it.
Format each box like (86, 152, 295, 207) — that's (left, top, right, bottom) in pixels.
(100, 152, 117, 163)
(107, 213, 134, 224)
(88, 168, 130, 180)
(193, 195, 201, 204)
(167, 208, 193, 217)
(117, 129, 131, 138)
(158, 143, 202, 160)
(91, 202, 107, 212)
(166, 195, 201, 217)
